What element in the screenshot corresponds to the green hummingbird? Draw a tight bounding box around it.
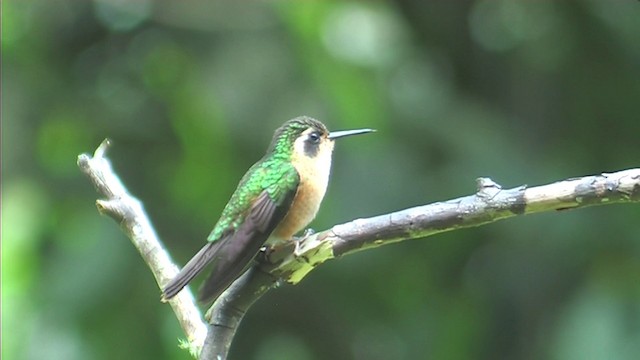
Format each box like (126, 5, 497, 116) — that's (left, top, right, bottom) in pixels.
(161, 116, 374, 303)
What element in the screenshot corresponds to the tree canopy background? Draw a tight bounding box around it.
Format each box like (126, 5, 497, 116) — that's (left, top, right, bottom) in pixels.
(3, 1, 640, 359)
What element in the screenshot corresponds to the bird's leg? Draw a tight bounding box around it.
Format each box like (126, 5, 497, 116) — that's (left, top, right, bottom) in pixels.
(293, 228, 315, 257)
(301, 228, 316, 238)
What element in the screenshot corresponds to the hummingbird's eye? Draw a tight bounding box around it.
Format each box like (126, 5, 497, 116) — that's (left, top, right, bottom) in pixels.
(308, 132, 321, 144)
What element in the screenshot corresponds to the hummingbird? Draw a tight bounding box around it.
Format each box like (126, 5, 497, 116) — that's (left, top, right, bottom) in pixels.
(161, 116, 374, 304)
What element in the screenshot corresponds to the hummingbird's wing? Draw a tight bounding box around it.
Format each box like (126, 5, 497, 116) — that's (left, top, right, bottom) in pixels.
(197, 188, 295, 303)
(161, 163, 299, 303)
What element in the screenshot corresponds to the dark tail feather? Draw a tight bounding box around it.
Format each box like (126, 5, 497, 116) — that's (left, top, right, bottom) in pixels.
(197, 227, 266, 304)
(197, 255, 253, 304)
(161, 242, 220, 301)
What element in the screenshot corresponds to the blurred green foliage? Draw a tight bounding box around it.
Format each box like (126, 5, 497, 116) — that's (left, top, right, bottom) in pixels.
(3, 1, 640, 359)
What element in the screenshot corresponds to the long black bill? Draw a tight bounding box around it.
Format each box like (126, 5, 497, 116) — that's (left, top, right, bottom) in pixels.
(328, 128, 375, 140)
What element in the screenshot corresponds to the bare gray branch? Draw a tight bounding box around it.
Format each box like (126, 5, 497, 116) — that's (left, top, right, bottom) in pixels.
(78, 140, 207, 356)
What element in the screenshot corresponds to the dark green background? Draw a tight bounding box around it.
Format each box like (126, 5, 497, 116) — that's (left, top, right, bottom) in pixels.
(3, 1, 639, 359)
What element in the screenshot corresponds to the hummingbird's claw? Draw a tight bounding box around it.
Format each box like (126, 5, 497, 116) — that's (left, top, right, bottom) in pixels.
(293, 238, 303, 257)
(293, 228, 315, 258)
(302, 228, 316, 238)
(291, 228, 315, 241)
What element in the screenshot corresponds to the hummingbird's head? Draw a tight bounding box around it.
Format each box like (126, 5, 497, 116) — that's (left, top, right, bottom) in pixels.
(268, 116, 374, 161)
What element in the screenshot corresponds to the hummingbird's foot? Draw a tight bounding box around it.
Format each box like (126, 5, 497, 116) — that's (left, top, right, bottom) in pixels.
(293, 239, 303, 257)
(302, 228, 316, 238)
(291, 228, 316, 241)
(293, 228, 315, 258)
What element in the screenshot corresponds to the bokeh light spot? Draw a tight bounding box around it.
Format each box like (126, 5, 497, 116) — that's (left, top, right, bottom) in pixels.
(93, 0, 152, 32)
